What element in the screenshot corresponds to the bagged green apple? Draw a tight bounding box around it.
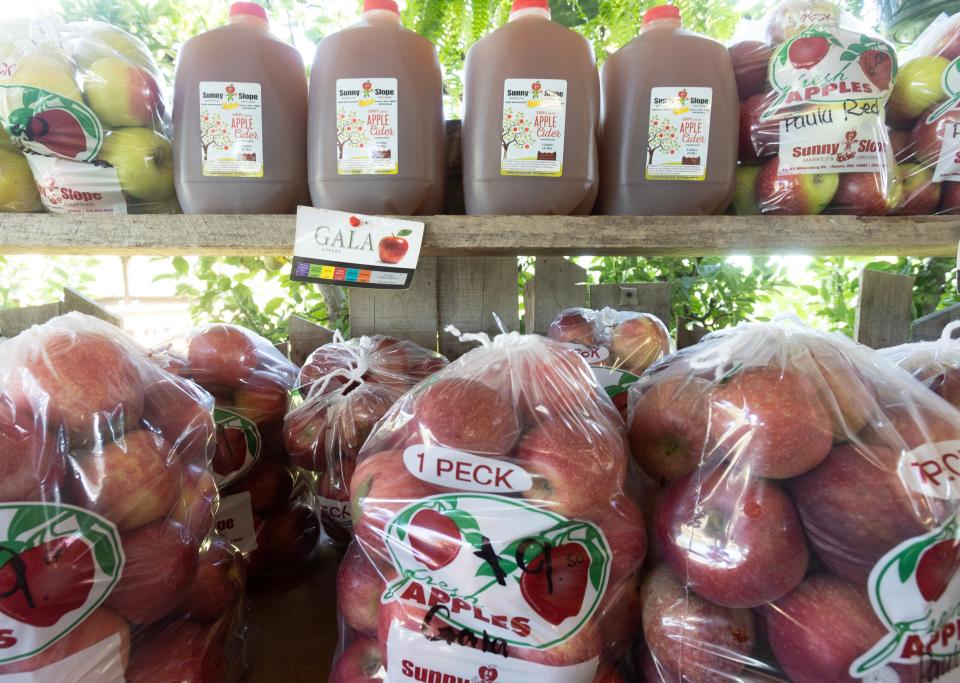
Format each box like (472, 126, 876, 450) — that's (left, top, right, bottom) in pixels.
(332, 330, 647, 682)
(284, 334, 447, 545)
(627, 317, 960, 682)
(881, 321, 960, 409)
(0, 18, 177, 214)
(884, 12, 960, 215)
(547, 307, 671, 419)
(152, 323, 321, 578)
(729, 0, 903, 216)
(0, 313, 248, 680)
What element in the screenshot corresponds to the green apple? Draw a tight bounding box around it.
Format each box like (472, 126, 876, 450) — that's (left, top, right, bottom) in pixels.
(756, 158, 838, 214)
(732, 165, 762, 215)
(887, 57, 950, 129)
(97, 127, 174, 202)
(84, 57, 161, 128)
(897, 162, 941, 215)
(6, 54, 82, 101)
(0, 147, 42, 212)
(71, 22, 158, 75)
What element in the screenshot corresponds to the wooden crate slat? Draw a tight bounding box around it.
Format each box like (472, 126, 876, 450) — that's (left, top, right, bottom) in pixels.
(855, 269, 915, 349)
(589, 282, 673, 326)
(437, 257, 520, 359)
(349, 257, 439, 351)
(524, 257, 588, 336)
(287, 315, 334, 366)
(912, 303, 960, 342)
(0, 302, 63, 338)
(62, 287, 122, 328)
(1, 214, 959, 257)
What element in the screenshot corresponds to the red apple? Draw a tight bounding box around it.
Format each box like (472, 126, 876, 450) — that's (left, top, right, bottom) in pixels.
(593, 667, 626, 683)
(173, 465, 217, 540)
(940, 181, 960, 214)
(187, 324, 259, 387)
(284, 398, 329, 472)
(738, 93, 780, 163)
(912, 105, 960, 166)
(232, 370, 289, 427)
(642, 563, 756, 680)
(609, 314, 670, 375)
(763, 574, 919, 683)
(862, 401, 960, 453)
(298, 345, 357, 394)
(141, 374, 214, 467)
(175, 536, 245, 623)
(19, 330, 144, 441)
(594, 567, 642, 663)
(330, 636, 384, 683)
(756, 157, 839, 214)
(889, 127, 916, 163)
(585, 493, 646, 588)
(0, 390, 63, 502)
(106, 521, 199, 624)
(337, 543, 387, 636)
(247, 501, 321, 577)
(656, 467, 808, 607)
(225, 456, 293, 516)
(829, 170, 902, 215)
(411, 377, 521, 456)
(729, 41, 772, 100)
(548, 309, 598, 346)
(709, 367, 833, 479)
(0, 607, 129, 675)
(378, 235, 409, 264)
(512, 617, 603, 667)
(515, 418, 627, 516)
(67, 429, 182, 531)
(897, 163, 942, 215)
(807, 340, 876, 438)
(212, 426, 247, 476)
(125, 619, 228, 683)
(788, 443, 944, 584)
(628, 374, 711, 484)
(336, 382, 400, 459)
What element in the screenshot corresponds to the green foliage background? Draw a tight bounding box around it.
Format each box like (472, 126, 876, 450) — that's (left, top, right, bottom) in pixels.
(12, 0, 950, 343)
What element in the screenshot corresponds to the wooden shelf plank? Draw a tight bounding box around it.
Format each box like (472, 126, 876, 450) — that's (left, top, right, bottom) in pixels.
(0, 213, 958, 257)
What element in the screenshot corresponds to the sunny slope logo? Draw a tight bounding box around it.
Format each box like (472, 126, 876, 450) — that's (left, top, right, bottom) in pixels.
(0, 504, 123, 665)
(853, 515, 960, 677)
(380, 493, 610, 652)
(928, 60, 960, 124)
(0, 85, 102, 161)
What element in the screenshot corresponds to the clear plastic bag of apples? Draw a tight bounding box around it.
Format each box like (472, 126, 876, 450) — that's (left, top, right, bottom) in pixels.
(331, 330, 646, 682)
(728, 0, 904, 216)
(882, 11, 960, 216)
(0, 313, 247, 681)
(151, 323, 322, 578)
(548, 307, 671, 419)
(882, 321, 960, 409)
(628, 317, 960, 682)
(284, 334, 448, 546)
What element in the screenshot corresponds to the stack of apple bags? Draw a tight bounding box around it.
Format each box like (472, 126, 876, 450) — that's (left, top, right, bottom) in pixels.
(0, 19, 176, 214)
(151, 323, 326, 579)
(729, 3, 915, 216)
(0, 314, 246, 681)
(628, 317, 960, 681)
(883, 12, 960, 215)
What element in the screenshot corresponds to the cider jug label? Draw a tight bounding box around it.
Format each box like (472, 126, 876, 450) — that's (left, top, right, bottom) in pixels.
(645, 86, 712, 181)
(499, 78, 567, 177)
(198, 81, 264, 178)
(335, 77, 399, 175)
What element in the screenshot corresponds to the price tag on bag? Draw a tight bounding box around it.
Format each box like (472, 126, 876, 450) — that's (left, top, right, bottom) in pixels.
(290, 206, 424, 290)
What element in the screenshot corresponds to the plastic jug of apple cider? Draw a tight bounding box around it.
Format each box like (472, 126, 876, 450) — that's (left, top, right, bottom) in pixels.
(462, 0, 600, 215)
(598, 5, 738, 215)
(307, 0, 446, 215)
(172, 2, 308, 214)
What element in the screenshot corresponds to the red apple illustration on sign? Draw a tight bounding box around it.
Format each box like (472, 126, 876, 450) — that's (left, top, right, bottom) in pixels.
(378, 229, 412, 264)
(788, 36, 829, 69)
(213, 426, 247, 476)
(25, 109, 88, 159)
(860, 50, 892, 90)
(478, 666, 498, 681)
(0, 536, 95, 627)
(520, 542, 590, 625)
(408, 509, 461, 571)
(916, 540, 960, 602)
(225, 85, 236, 96)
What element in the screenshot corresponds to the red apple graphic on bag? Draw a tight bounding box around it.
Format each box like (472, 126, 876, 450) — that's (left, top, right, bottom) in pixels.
(520, 542, 590, 625)
(378, 229, 411, 264)
(213, 426, 247, 476)
(860, 50, 892, 90)
(788, 36, 829, 70)
(0, 536, 95, 627)
(408, 509, 461, 571)
(916, 540, 960, 602)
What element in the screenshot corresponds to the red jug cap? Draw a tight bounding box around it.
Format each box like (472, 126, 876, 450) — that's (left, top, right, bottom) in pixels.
(229, 2, 268, 21)
(364, 0, 400, 13)
(643, 4, 681, 24)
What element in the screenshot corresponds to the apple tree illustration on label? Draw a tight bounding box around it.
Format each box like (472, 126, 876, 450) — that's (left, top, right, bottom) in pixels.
(0, 503, 123, 665)
(0, 86, 103, 161)
(212, 407, 261, 488)
(381, 494, 610, 652)
(852, 515, 960, 677)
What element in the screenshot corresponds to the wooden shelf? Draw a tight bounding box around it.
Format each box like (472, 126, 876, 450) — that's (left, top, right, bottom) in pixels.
(0, 213, 958, 256)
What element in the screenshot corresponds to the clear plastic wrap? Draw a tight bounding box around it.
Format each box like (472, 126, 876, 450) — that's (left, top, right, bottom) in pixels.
(151, 323, 319, 579)
(885, 13, 960, 215)
(0, 18, 177, 214)
(628, 317, 960, 682)
(547, 307, 671, 419)
(332, 330, 646, 682)
(0, 313, 246, 681)
(882, 321, 960, 409)
(284, 334, 447, 545)
(728, 0, 902, 215)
